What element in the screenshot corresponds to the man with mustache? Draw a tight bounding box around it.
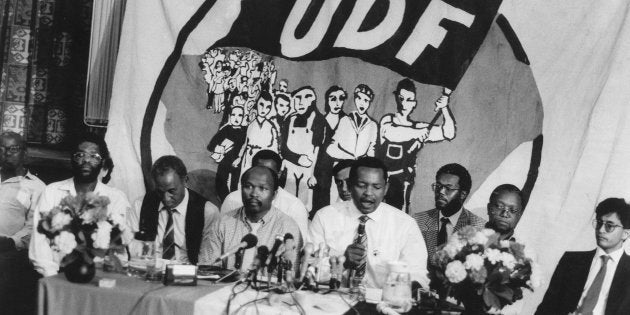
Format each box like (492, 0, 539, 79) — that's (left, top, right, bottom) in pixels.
(200, 165, 302, 271)
(30, 133, 132, 276)
(413, 163, 486, 260)
(485, 184, 524, 241)
(536, 198, 630, 315)
(221, 150, 309, 242)
(310, 157, 429, 289)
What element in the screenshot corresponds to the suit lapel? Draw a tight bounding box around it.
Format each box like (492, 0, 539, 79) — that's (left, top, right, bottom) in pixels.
(605, 252, 630, 314)
(454, 208, 469, 232)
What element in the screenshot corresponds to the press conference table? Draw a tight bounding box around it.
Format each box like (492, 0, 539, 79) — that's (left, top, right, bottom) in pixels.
(38, 270, 463, 315)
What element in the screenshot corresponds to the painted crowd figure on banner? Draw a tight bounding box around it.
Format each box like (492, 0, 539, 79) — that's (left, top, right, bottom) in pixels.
(200, 48, 277, 123)
(281, 86, 330, 208)
(207, 105, 247, 201)
(312, 86, 348, 214)
(234, 91, 280, 179)
(377, 79, 456, 213)
(326, 84, 378, 160)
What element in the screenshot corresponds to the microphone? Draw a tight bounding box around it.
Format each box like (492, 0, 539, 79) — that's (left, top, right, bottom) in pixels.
(266, 234, 284, 273)
(214, 233, 258, 263)
(247, 246, 269, 283)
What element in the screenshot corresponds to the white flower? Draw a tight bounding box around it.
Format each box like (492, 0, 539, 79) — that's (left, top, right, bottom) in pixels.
(80, 209, 96, 224)
(110, 212, 126, 230)
(91, 221, 113, 249)
(445, 261, 467, 283)
(482, 228, 496, 237)
(464, 253, 485, 270)
(500, 240, 511, 248)
(485, 248, 502, 265)
(500, 252, 517, 270)
(447, 236, 466, 251)
(470, 231, 488, 245)
(443, 243, 459, 258)
(54, 231, 77, 255)
(51, 213, 72, 231)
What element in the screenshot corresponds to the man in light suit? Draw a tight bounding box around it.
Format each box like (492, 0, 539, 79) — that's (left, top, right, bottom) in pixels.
(536, 198, 630, 315)
(413, 163, 486, 260)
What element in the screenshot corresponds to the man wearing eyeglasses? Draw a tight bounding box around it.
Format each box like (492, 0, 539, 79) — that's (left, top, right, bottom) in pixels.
(536, 198, 630, 315)
(30, 133, 133, 277)
(485, 184, 524, 241)
(413, 163, 486, 260)
(0, 132, 45, 314)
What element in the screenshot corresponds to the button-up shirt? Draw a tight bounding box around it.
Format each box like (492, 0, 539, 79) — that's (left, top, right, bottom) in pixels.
(221, 187, 309, 242)
(128, 190, 220, 263)
(439, 207, 463, 241)
(310, 200, 429, 288)
(577, 247, 624, 315)
(29, 178, 132, 276)
(0, 171, 45, 250)
(199, 206, 302, 270)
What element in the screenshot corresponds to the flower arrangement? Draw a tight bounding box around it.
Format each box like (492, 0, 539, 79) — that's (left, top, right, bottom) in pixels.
(37, 193, 127, 268)
(430, 226, 541, 313)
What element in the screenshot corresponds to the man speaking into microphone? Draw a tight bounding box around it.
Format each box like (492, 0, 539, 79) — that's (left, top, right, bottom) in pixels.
(310, 157, 430, 289)
(199, 166, 302, 271)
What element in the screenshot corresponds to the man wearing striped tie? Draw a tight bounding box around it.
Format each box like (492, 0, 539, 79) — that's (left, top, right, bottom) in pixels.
(309, 157, 429, 290)
(130, 156, 220, 264)
(536, 198, 630, 315)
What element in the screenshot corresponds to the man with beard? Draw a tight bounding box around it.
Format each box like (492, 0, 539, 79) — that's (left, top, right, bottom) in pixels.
(413, 163, 485, 260)
(129, 156, 220, 264)
(310, 157, 429, 290)
(221, 150, 309, 242)
(30, 133, 132, 276)
(0, 132, 45, 314)
(485, 184, 524, 241)
(281, 86, 330, 208)
(200, 166, 302, 272)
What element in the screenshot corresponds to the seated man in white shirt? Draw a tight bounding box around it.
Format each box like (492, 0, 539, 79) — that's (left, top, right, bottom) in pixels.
(30, 133, 132, 277)
(310, 156, 429, 290)
(128, 156, 220, 264)
(221, 150, 309, 241)
(536, 198, 630, 315)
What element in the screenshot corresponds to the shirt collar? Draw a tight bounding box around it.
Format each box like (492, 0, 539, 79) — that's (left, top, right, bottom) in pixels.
(0, 170, 35, 183)
(160, 189, 189, 216)
(237, 206, 279, 227)
(439, 207, 463, 225)
(347, 200, 384, 222)
(596, 245, 625, 263)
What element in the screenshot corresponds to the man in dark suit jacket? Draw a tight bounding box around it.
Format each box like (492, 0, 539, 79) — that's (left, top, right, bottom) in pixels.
(132, 156, 219, 264)
(536, 198, 630, 315)
(413, 163, 486, 260)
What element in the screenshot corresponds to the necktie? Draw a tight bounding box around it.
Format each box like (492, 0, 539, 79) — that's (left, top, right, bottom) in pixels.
(354, 215, 369, 279)
(437, 217, 450, 246)
(577, 255, 610, 314)
(162, 208, 176, 260)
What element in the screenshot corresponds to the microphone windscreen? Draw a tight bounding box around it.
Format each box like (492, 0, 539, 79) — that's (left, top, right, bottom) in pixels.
(242, 233, 258, 249)
(257, 246, 270, 267)
(284, 233, 294, 241)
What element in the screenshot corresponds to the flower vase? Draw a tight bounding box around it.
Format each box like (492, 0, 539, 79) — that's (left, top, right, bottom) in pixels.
(63, 251, 96, 283)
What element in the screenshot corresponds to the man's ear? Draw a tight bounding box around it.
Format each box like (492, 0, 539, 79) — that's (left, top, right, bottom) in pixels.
(383, 182, 390, 196)
(460, 190, 469, 201)
(623, 229, 630, 241)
